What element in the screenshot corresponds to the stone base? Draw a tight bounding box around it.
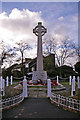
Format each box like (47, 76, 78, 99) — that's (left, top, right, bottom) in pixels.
(32, 71, 47, 82)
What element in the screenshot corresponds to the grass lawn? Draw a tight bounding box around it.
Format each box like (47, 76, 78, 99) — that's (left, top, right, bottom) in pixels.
(60, 81, 78, 87)
(2, 84, 23, 99)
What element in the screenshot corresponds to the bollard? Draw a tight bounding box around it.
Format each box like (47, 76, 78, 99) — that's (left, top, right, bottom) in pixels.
(3, 79, 5, 96)
(47, 79, 51, 97)
(1, 76, 3, 95)
(57, 75, 59, 84)
(77, 76, 80, 89)
(77, 76, 80, 100)
(1, 78, 5, 96)
(71, 76, 75, 96)
(69, 76, 72, 96)
(10, 76, 13, 85)
(6, 76, 9, 86)
(69, 76, 72, 85)
(23, 76, 27, 98)
(1, 76, 3, 92)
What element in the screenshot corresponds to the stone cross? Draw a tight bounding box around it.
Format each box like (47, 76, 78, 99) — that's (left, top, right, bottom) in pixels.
(32, 22, 47, 82)
(33, 22, 47, 71)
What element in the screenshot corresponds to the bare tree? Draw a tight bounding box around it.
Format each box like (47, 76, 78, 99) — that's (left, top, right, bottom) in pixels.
(0, 40, 16, 77)
(0, 40, 7, 63)
(13, 40, 32, 75)
(43, 36, 76, 67)
(0, 40, 15, 65)
(75, 46, 80, 62)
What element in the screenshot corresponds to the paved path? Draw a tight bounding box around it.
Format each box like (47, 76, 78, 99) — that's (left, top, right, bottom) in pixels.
(2, 98, 80, 119)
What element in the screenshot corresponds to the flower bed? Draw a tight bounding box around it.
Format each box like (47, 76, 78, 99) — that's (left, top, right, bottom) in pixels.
(19, 80, 58, 86)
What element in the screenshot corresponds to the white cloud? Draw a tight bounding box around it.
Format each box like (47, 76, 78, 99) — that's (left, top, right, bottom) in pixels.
(0, 8, 46, 68)
(51, 23, 69, 45)
(0, 8, 44, 49)
(58, 16, 64, 21)
(72, 16, 78, 22)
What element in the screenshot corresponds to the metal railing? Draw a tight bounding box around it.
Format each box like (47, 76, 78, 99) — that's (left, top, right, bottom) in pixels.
(0, 93, 24, 110)
(50, 93, 80, 112)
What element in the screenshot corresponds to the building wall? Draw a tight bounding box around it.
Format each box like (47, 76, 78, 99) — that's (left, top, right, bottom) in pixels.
(29, 58, 36, 72)
(29, 54, 55, 72)
(43, 54, 55, 70)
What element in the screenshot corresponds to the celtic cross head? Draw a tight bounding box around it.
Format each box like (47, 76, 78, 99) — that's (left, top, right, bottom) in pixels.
(33, 22, 47, 36)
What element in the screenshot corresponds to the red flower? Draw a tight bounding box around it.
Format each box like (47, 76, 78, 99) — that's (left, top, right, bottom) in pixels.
(20, 82, 23, 85)
(51, 81, 58, 86)
(27, 81, 29, 84)
(33, 83, 37, 85)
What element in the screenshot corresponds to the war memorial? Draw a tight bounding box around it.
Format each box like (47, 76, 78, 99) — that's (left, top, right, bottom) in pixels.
(0, 22, 80, 119)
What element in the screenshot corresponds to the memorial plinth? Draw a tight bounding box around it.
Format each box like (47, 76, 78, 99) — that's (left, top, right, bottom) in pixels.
(32, 22, 47, 83)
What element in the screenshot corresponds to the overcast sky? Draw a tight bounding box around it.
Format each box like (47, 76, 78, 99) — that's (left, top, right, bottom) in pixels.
(0, 1, 79, 68)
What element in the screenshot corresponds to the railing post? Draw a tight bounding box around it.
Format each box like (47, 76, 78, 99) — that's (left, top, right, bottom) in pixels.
(57, 75, 59, 84)
(47, 79, 51, 97)
(71, 76, 75, 96)
(10, 76, 13, 85)
(58, 94, 60, 106)
(23, 76, 28, 98)
(72, 99, 74, 110)
(6, 76, 9, 86)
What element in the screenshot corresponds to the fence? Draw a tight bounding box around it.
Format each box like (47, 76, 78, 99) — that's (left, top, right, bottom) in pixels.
(50, 93, 80, 112)
(50, 76, 70, 82)
(1, 75, 80, 87)
(0, 93, 24, 110)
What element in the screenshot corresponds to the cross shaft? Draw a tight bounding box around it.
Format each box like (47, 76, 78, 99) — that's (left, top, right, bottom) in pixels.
(33, 22, 47, 71)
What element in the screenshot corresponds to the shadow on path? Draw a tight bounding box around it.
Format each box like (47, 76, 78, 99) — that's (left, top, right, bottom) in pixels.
(2, 98, 80, 119)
